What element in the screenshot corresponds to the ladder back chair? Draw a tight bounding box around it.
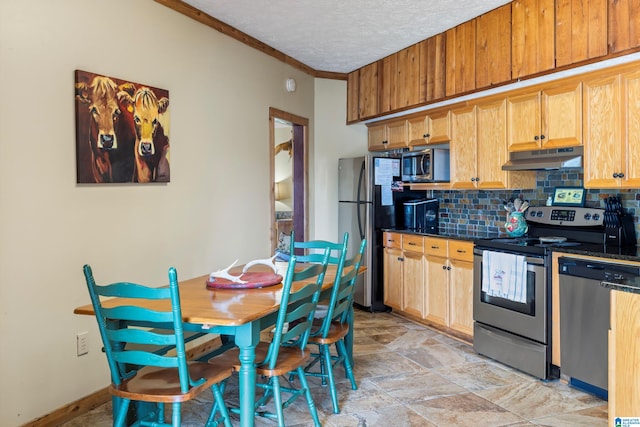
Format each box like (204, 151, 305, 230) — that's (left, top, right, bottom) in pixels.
(209, 251, 331, 427)
(305, 239, 367, 413)
(83, 264, 232, 427)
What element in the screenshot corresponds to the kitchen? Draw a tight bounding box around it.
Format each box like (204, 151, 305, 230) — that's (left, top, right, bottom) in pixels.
(4, 1, 640, 426)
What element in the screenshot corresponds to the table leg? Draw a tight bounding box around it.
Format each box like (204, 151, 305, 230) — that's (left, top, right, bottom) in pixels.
(234, 322, 260, 427)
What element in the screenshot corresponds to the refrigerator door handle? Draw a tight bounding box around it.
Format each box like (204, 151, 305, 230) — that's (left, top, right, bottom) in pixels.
(356, 160, 366, 240)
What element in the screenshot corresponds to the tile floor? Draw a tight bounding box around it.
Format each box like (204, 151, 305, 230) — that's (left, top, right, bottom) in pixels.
(63, 310, 608, 426)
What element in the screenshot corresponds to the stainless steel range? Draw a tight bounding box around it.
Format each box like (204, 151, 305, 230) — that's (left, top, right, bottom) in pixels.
(473, 205, 607, 380)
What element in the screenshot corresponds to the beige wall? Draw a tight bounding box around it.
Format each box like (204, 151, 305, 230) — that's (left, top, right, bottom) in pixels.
(0, 1, 366, 425)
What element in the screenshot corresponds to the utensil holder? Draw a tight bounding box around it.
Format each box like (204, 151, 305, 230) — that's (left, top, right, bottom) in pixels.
(505, 212, 528, 237)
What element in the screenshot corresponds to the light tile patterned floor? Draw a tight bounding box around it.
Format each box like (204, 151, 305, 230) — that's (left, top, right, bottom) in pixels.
(63, 310, 608, 426)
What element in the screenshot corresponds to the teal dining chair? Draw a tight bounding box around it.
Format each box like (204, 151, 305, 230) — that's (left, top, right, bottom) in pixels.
(305, 239, 367, 414)
(209, 250, 331, 427)
(83, 265, 233, 427)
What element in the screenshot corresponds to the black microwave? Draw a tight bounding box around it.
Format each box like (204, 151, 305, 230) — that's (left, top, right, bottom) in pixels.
(401, 147, 450, 183)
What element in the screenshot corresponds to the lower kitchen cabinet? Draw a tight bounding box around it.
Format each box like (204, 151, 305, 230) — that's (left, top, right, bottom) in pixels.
(383, 231, 474, 340)
(609, 289, 640, 421)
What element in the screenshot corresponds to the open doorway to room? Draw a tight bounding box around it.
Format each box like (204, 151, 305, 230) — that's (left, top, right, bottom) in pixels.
(269, 107, 308, 254)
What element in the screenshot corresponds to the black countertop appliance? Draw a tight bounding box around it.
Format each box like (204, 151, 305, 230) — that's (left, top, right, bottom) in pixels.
(403, 198, 439, 234)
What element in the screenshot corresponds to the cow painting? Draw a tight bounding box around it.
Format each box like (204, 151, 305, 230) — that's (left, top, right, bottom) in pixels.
(118, 87, 170, 183)
(75, 70, 170, 183)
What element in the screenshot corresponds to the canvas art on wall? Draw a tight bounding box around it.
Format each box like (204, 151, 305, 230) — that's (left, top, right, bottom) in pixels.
(75, 70, 170, 183)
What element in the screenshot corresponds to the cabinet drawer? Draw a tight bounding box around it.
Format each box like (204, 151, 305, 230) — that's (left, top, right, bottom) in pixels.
(402, 234, 424, 252)
(448, 240, 474, 262)
(424, 237, 448, 257)
(383, 232, 402, 249)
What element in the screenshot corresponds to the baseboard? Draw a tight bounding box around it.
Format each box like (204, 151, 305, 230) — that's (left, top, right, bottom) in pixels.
(22, 336, 224, 426)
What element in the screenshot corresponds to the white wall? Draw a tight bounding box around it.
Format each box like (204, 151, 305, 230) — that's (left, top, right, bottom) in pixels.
(0, 1, 365, 425)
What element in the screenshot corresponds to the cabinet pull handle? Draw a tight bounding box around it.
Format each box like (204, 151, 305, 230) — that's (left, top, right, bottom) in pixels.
(457, 249, 466, 253)
(431, 245, 439, 249)
(408, 242, 416, 245)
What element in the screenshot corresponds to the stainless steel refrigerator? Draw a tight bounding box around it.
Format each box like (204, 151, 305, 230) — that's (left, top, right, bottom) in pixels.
(338, 155, 425, 311)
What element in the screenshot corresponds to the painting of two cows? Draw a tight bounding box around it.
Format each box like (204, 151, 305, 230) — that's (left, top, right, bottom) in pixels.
(75, 70, 170, 183)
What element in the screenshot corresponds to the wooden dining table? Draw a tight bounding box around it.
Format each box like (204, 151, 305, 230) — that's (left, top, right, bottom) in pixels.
(74, 264, 361, 427)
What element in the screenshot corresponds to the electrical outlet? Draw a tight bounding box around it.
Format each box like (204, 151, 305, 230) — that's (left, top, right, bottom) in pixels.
(77, 332, 89, 356)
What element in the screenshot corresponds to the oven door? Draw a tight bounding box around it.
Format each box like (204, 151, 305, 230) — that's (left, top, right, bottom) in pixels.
(473, 248, 547, 343)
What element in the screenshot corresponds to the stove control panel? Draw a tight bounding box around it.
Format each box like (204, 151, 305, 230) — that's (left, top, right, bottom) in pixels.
(526, 206, 605, 226)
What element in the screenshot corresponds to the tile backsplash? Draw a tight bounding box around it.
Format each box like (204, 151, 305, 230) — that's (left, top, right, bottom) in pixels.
(427, 169, 640, 241)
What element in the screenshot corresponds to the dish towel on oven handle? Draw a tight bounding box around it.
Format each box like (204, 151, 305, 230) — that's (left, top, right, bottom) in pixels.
(482, 250, 527, 303)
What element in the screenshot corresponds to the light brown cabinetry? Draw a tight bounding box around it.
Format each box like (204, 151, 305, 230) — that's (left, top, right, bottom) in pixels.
(583, 69, 640, 188)
(555, 0, 607, 67)
(347, 69, 359, 123)
(446, 20, 477, 97)
(383, 232, 403, 310)
(448, 240, 475, 336)
(396, 44, 421, 110)
(609, 289, 640, 421)
(608, 0, 640, 53)
(406, 109, 451, 146)
(451, 98, 536, 189)
(511, 0, 555, 79)
(425, 237, 449, 326)
(419, 34, 446, 103)
(402, 235, 425, 318)
(379, 54, 397, 114)
(476, 3, 512, 89)
(359, 62, 379, 119)
(367, 119, 408, 151)
(507, 81, 583, 151)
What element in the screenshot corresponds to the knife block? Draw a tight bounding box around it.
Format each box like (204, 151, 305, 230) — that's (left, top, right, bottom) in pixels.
(605, 215, 637, 247)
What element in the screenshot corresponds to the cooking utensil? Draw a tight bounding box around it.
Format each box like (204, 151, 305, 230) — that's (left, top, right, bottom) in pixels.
(519, 201, 530, 212)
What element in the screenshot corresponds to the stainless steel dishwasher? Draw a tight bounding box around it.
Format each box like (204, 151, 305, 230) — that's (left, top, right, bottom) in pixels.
(558, 257, 640, 398)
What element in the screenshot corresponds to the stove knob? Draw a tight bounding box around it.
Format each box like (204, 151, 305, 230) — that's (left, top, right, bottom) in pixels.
(529, 210, 536, 217)
(536, 211, 544, 218)
(592, 213, 600, 221)
(584, 213, 592, 220)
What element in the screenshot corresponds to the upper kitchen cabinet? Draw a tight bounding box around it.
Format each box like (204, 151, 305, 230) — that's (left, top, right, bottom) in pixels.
(584, 69, 640, 188)
(446, 20, 477, 97)
(476, 4, 512, 89)
(367, 118, 409, 151)
(395, 43, 421, 109)
(512, 0, 555, 79)
(379, 54, 397, 114)
(358, 62, 379, 119)
(507, 80, 583, 151)
(407, 108, 452, 146)
(449, 105, 478, 189)
(347, 69, 360, 123)
(419, 33, 447, 102)
(608, 0, 640, 53)
(555, 0, 607, 67)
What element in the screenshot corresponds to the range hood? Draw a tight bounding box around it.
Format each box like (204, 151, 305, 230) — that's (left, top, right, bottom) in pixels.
(502, 146, 583, 171)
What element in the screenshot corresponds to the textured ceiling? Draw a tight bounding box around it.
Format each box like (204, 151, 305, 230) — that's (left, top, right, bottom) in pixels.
(181, 0, 512, 74)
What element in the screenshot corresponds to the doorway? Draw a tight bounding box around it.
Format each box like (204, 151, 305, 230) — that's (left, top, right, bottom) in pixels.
(269, 107, 308, 253)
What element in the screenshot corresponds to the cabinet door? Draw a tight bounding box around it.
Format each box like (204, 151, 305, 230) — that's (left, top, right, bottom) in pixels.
(446, 20, 477, 97)
(541, 81, 583, 148)
(555, 0, 607, 67)
(425, 255, 449, 326)
(379, 55, 397, 114)
(419, 34, 446, 103)
(347, 69, 360, 123)
(407, 114, 428, 146)
(512, 0, 555, 78)
(396, 43, 421, 109)
(386, 120, 408, 149)
(507, 91, 542, 151)
(583, 74, 622, 188)
(383, 247, 403, 310)
(450, 105, 478, 189)
(427, 109, 452, 144)
(449, 258, 474, 337)
(367, 123, 388, 151)
(476, 4, 512, 88)
(476, 98, 508, 189)
(402, 251, 425, 318)
(608, 0, 640, 53)
(359, 62, 379, 119)
(621, 69, 640, 187)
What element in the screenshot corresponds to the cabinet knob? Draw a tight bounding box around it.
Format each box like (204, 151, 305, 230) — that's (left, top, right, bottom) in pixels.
(424, 133, 430, 138)
(534, 135, 539, 141)
(620, 172, 625, 178)
(398, 257, 404, 261)
(540, 134, 546, 140)
(447, 266, 452, 271)
(442, 265, 447, 270)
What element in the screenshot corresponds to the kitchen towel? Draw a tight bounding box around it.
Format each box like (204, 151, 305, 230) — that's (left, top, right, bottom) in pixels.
(482, 250, 527, 303)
